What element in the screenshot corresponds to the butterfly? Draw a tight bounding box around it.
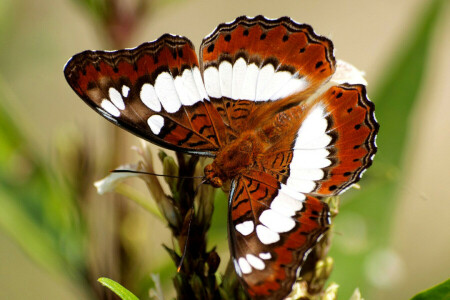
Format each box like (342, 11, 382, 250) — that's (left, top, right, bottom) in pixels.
(64, 15, 378, 300)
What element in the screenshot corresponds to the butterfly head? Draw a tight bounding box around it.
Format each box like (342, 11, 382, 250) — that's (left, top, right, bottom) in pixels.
(204, 164, 223, 188)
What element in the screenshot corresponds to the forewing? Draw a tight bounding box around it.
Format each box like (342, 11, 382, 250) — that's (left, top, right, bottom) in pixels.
(262, 83, 379, 197)
(199, 15, 335, 132)
(64, 35, 226, 155)
(228, 171, 330, 300)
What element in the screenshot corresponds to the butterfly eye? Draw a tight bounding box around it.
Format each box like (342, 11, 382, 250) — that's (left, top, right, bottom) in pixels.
(210, 177, 223, 188)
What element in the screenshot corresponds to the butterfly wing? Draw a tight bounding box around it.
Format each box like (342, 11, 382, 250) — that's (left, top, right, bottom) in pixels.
(262, 83, 379, 196)
(228, 171, 330, 300)
(199, 15, 335, 133)
(64, 35, 226, 155)
(227, 83, 377, 299)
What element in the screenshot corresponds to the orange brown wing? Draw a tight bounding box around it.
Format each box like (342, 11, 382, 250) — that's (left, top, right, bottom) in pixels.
(198, 15, 335, 134)
(228, 83, 377, 299)
(262, 83, 379, 197)
(64, 34, 226, 155)
(228, 171, 330, 300)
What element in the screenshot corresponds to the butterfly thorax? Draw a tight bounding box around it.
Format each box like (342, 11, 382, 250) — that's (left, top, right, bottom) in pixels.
(204, 131, 264, 188)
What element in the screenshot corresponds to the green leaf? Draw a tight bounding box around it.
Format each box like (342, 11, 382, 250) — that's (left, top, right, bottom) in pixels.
(329, 0, 446, 297)
(411, 279, 450, 300)
(98, 277, 140, 300)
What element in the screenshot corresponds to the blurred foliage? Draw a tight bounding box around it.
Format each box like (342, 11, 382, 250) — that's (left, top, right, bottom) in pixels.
(0, 0, 447, 299)
(0, 77, 89, 290)
(411, 279, 450, 300)
(328, 0, 446, 298)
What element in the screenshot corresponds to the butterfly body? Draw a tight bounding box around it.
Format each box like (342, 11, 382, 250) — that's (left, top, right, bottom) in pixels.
(205, 100, 308, 187)
(64, 15, 378, 300)
(205, 130, 259, 186)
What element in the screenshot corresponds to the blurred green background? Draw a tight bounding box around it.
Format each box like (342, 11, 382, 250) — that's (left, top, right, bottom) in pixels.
(0, 0, 449, 299)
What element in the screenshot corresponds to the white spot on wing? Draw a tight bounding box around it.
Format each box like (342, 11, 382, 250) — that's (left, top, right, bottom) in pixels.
(270, 190, 304, 217)
(174, 69, 202, 106)
(140, 84, 161, 112)
(235, 220, 254, 236)
(147, 115, 164, 135)
(279, 184, 306, 201)
(154, 72, 182, 113)
(121, 85, 130, 98)
(291, 149, 331, 169)
(286, 106, 332, 194)
(192, 67, 209, 100)
(255, 64, 275, 101)
(241, 63, 259, 100)
(238, 257, 252, 274)
(246, 254, 265, 270)
(259, 209, 295, 233)
(219, 61, 233, 98)
(262, 70, 292, 100)
(100, 99, 120, 117)
(108, 87, 125, 110)
(295, 105, 330, 149)
(287, 168, 325, 181)
(259, 252, 272, 260)
(256, 224, 280, 244)
(203, 66, 221, 98)
(231, 57, 247, 100)
(271, 76, 309, 100)
(286, 177, 316, 193)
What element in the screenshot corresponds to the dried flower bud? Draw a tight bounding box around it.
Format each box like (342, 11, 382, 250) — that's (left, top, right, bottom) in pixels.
(94, 164, 139, 195)
(322, 283, 339, 300)
(162, 155, 179, 193)
(349, 288, 363, 300)
(206, 250, 220, 275)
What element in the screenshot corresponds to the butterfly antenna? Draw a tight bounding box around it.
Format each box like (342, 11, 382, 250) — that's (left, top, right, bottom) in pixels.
(177, 204, 195, 272)
(111, 169, 203, 179)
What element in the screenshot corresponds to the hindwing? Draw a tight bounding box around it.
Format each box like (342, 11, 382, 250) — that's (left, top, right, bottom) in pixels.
(262, 84, 378, 196)
(228, 171, 330, 300)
